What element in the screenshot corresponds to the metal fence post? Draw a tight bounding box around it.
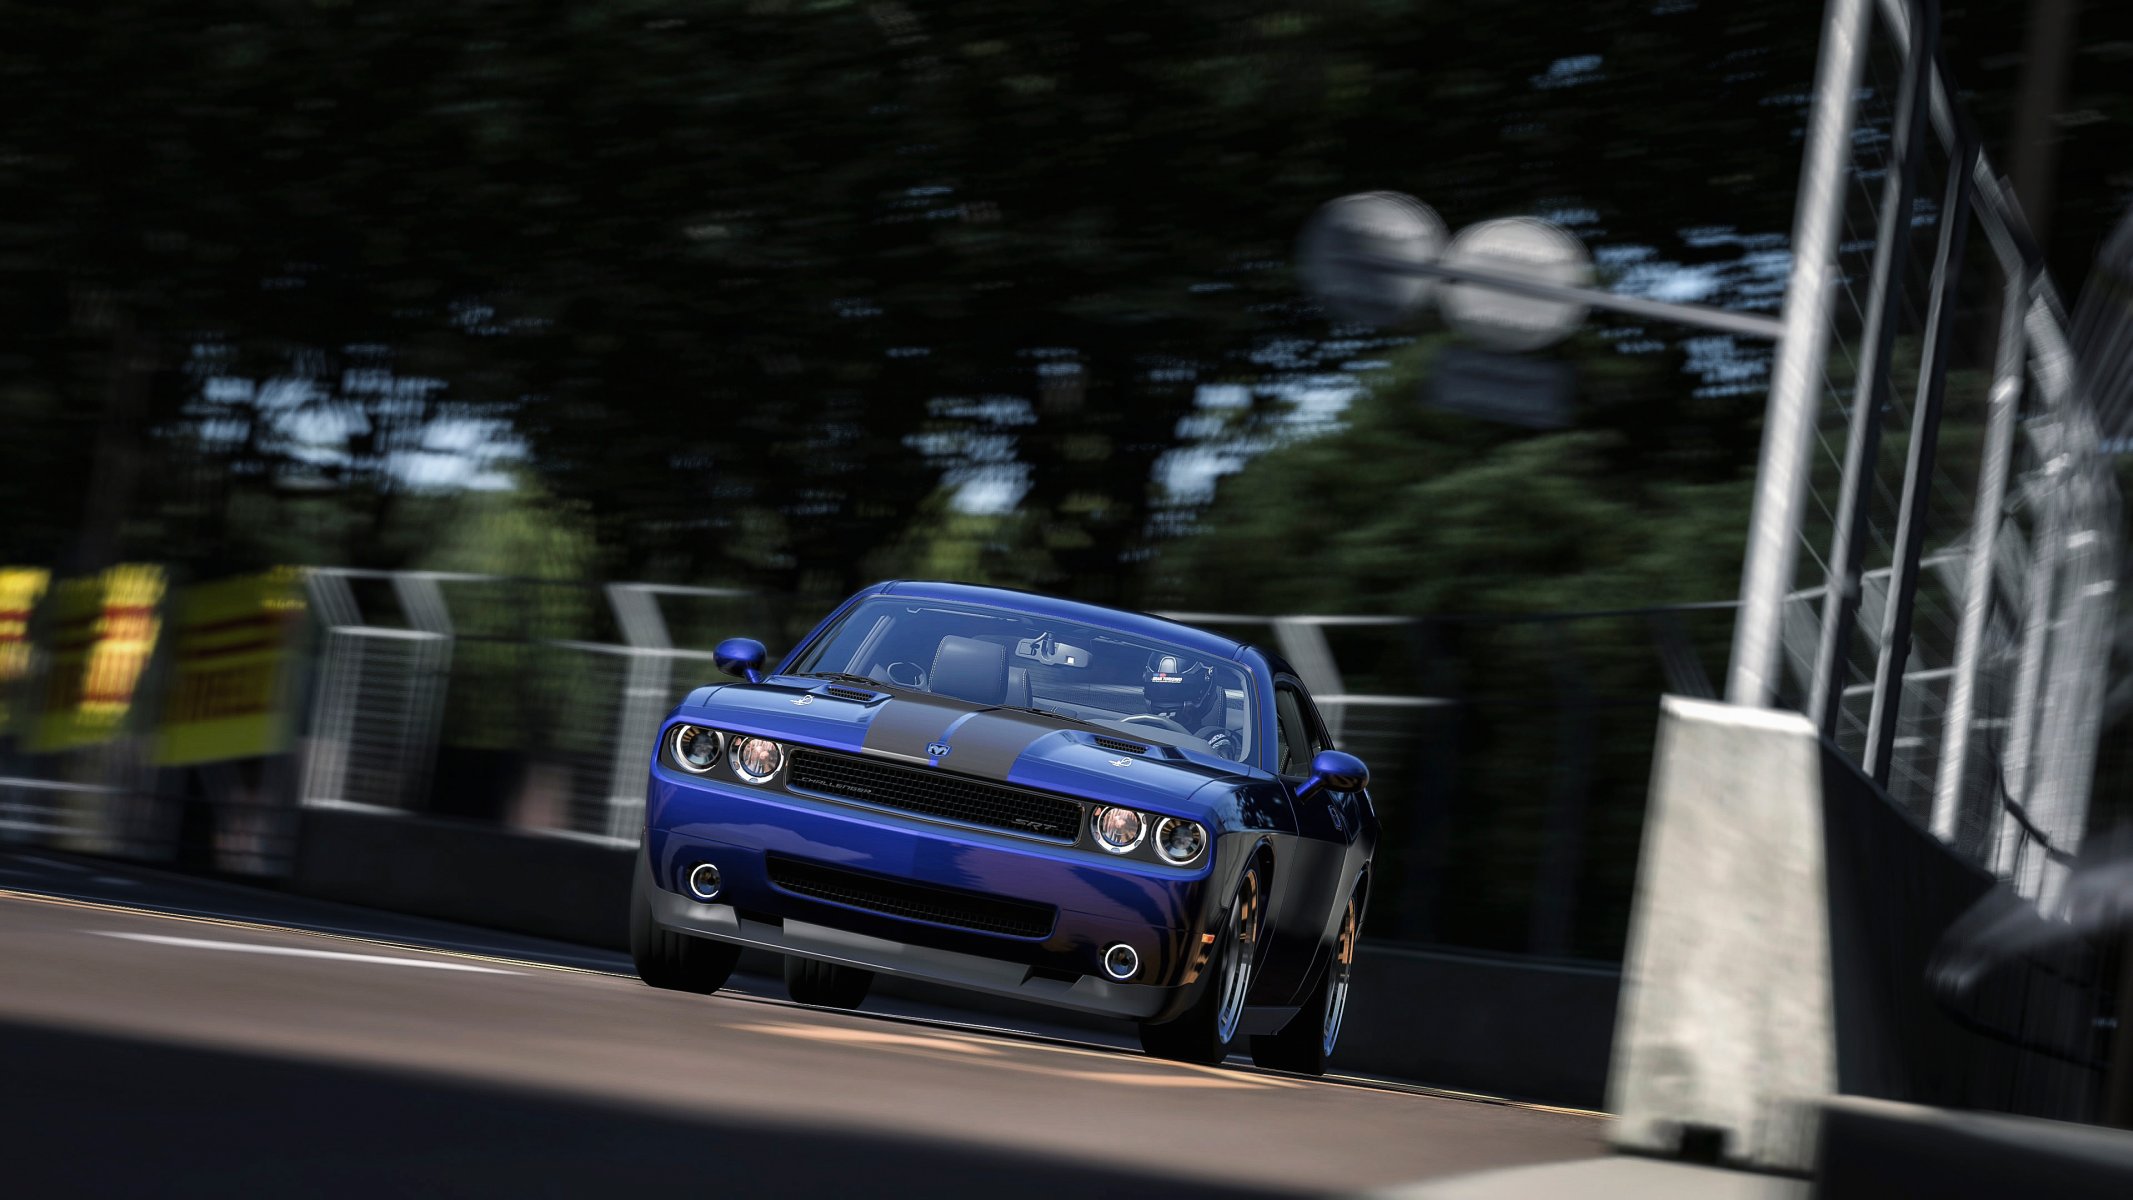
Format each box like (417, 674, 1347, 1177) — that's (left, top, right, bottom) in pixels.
(1933, 269, 2032, 845)
(1727, 0, 1876, 707)
(1809, 5, 1936, 734)
(1865, 142, 1975, 787)
(1998, 443, 2061, 883)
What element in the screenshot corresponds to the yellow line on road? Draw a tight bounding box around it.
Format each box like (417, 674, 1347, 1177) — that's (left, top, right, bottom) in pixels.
(731, 1019, 1274, 1089)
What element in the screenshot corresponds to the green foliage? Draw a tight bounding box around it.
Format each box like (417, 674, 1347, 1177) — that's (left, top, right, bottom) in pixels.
(0, 0, 1843, 601)
(1152, 346, 1753, 954)
(1154, 347, 1753, 618)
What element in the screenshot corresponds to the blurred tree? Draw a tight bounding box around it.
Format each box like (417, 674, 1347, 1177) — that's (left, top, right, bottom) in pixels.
(2, 0, 2122, 616)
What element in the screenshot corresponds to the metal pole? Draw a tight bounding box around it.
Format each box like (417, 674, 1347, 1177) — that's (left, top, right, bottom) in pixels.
(1866, 142, 1975, 787)
(1726, 0, 1876, 707)
(1998, 441, 2060, 884)
(1808, 12, 1936, 734)
(1331, 252, 1787, 341)
(1932, 268, 2032, 845)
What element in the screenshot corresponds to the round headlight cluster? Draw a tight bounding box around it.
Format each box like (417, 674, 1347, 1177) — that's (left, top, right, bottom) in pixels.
(668, 724, 786, 783)
(1091, 805, 1206, 865)
(1092, 805, 1145, 852)
(671, 725, 723, 773)
(1153, 816, 1207, 865)
(730, 735, 785, 783)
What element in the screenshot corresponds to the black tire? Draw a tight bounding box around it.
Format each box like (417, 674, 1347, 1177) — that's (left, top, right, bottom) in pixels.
(1250, 887, 1361, 1076)
(1138, 860, 1264, 1065)
(629, 862, 741, 994)
(783, 955, 874, 1009)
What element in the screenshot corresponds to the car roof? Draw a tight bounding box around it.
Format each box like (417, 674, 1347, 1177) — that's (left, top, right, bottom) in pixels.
(873, 580, 1249, 663)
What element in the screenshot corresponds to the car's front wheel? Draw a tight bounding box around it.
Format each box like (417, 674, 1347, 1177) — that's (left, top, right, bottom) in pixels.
(783, 956, 874, 1009)
(1250, 885, 1361, 1075)
(1138, 860, 1264, 1065)
(629, 862, 741, 994)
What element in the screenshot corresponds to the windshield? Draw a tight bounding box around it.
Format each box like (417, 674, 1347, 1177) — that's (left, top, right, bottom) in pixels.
(787, 597, 1254, 762)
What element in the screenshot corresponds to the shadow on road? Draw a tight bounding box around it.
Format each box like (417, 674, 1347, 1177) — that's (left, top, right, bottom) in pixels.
(0, 1018, 1296, 1198)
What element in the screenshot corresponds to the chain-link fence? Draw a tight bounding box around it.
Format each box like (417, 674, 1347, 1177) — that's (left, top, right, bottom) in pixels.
(296, 571, 765, 846)
(1729, 0, 2122, 903)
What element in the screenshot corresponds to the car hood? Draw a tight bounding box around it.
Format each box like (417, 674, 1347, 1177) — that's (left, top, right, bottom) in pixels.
(673, 675, 1257, 816)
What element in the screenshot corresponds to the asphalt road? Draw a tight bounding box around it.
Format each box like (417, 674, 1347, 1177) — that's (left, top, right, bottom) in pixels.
(0, 850, 1605, 1197)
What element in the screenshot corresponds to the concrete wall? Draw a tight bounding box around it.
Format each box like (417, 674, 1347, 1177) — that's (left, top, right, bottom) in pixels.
(289, 806, 1621, 1106)
(1335, 943, 1619, 1109)
(292, 807, 636, 949)
(1609, 697, 2106, 1172)
(1814, 1098, 2133, 1199)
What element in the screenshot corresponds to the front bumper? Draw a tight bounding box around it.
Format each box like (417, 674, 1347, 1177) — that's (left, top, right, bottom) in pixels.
(644, 768, 1226, 1019)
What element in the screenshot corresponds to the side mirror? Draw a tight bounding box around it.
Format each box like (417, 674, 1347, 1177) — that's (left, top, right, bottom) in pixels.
(1297, 750, 1369, 800)
(714, 637, 769, 683)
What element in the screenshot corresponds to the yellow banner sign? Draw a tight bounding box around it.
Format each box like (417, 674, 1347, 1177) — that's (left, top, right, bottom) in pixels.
(155, 568, 307, 767)
(29, 565, 166, 753)
(0, 568, 50, 735)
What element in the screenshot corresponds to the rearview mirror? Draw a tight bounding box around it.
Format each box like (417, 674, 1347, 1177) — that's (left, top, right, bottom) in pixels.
(714, 637, 768, 683)
(1016, 633, 1090, 668)
(1297, 750, 1369, 800)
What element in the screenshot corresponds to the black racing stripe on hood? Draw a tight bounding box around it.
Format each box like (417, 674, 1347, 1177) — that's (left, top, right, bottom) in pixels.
(923, 710, 1066, 780)
(857, 695, 970, 763)
(858, 697, 1071, 780)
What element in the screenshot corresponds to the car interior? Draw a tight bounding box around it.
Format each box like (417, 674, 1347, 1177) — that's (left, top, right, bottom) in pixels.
(796, 601, 1255, 761)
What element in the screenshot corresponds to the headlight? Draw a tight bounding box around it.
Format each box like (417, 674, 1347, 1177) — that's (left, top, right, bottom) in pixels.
(1153, 816, 1207, 865)
(1092, 805, 1145, 853)
(729, 736, 784, 783)
(671, 725, 722, 773)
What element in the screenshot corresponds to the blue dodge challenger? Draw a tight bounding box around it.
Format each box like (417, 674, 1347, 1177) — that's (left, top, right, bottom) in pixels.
(630, 580, 1377, 1072)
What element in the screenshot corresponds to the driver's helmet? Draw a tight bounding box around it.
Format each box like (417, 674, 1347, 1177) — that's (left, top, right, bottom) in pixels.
(1142, 654, 1220, 731)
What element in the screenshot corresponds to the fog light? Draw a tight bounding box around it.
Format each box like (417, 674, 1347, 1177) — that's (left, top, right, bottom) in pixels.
(686, 862, 723, 901)
(1102, 943, 1141, 981)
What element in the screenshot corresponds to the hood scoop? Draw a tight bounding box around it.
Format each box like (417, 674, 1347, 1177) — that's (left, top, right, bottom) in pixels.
(822, 685, 888, 703)
(1072, 731, 1181, 760)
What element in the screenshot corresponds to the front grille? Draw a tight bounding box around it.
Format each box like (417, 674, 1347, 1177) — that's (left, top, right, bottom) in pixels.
(786, 748, 1082, 841)
(766, 855, 1056, 938)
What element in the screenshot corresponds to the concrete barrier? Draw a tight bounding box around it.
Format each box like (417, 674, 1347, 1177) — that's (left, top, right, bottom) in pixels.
(290, 806, 1622, 1105)
(1609, 697, 2104, 1172)
(1813, 1097, 2133, 1199)
(291, 807, 635, 949)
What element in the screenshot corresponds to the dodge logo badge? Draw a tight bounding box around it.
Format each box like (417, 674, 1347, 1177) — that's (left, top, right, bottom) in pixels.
(927, 742, 952, 759)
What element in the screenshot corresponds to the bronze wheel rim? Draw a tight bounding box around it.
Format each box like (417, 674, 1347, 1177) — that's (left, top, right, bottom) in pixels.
(1214, 871, 1261, 1045)
(1322, 895, 1358, 1055)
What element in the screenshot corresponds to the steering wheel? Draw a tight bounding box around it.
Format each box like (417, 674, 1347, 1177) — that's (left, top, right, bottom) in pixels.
(1196, 726, 1244, 761)
(1122, 713, 1192, 735)
(884, 661, 928, 689)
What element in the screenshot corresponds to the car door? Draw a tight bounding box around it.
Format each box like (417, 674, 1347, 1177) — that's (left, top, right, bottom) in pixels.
(1254, 675, 1351, 1006)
